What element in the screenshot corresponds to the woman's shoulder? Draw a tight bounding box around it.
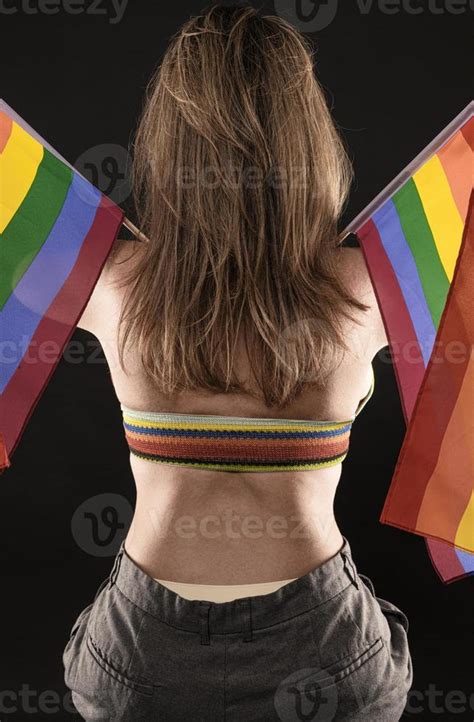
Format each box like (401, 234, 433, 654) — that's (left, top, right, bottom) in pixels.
(75, 238, 146, 336)
(106, 238, 147, 277)
(339, 246, 389, 354)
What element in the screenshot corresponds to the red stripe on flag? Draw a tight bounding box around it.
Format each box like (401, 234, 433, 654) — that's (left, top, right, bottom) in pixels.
(1, 197, 123, 462)
(381, 192, 474, 540)
(357, 219, 425, 423)
(461, 116, 474, 151)
(426, 538, 468, 584)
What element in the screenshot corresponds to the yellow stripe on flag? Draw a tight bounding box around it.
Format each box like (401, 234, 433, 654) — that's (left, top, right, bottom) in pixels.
(0, 121, 44, 233)
(413, 154, 464, 282)
(455, 491, 474, 552)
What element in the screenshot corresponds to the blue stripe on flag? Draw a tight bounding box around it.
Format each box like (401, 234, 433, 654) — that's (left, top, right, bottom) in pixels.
(456, 548, 474, 574)
(373, 199, 436, 366)
(0, 173, 101, 393)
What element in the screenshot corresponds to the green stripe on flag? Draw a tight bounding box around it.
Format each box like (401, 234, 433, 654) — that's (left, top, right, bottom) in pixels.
(393, 178, 450, 329)
(0, 149, 73, 309)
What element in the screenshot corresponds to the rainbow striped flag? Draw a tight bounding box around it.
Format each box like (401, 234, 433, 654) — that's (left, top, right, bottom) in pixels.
(346, 103, 473, 583)
(0, 101, 124, 471)
(381, 198, 474, 583)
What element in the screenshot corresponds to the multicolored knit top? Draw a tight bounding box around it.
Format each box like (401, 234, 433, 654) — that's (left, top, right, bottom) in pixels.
(120, 366, 375, 472)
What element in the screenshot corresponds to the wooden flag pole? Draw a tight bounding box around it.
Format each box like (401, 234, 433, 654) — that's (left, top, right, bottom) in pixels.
(122, 216, 150, 243)
(341, 101, 473, 238)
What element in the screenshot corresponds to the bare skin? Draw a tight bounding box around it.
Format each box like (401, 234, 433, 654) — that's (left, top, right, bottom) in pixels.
(78, 242, 388, 584)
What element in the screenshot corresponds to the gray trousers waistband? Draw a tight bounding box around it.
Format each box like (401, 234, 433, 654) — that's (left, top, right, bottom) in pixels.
(109, 537, 359, 645)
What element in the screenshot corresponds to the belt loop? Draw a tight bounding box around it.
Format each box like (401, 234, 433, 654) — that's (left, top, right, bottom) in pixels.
(199, 602, 211, 645)
(109, 546, 124, 590)
(238, 598, 253, 642)
(342, 552, 359, 590)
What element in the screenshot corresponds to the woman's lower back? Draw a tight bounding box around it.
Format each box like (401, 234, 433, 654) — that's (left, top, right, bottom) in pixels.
(124, 457, 345, 584)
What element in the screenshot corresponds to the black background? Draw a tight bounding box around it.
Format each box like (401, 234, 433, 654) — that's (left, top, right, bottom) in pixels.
(1, 1, 473, 720)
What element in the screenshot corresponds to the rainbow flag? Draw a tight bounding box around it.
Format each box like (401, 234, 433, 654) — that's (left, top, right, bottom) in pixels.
(381, 198, 474, 582)
(346, 103, 474, 583)
(0, 101, 124, 471)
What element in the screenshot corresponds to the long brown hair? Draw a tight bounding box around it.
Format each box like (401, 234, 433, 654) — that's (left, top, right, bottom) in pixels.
(117, 3, 370, 408)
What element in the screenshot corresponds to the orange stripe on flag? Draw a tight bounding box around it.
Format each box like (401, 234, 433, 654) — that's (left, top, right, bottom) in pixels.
(438, 126, 473, 222)
(0, 111, 13, 154)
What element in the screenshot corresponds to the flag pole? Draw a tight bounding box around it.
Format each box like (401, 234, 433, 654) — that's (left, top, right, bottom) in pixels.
(122, 216, 150, 243)
(341, 101, 473, 238)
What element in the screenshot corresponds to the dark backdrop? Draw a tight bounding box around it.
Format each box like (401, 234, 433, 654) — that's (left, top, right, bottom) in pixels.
(1, 1, 472, 720)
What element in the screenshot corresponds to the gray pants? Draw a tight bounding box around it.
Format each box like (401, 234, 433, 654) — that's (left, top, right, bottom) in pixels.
(63, 537, 412, 721)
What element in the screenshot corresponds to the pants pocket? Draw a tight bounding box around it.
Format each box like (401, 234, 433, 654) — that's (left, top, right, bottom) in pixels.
(86, 634, 155, 697)
(325, 636, 385, 684)
(66, 632, 156, 721)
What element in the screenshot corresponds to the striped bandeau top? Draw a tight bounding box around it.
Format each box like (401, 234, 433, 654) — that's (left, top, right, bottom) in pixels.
(120, 366, 375, 472)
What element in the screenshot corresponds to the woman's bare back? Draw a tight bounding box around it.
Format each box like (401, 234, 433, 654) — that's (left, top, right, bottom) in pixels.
(78, 242, 388, 583)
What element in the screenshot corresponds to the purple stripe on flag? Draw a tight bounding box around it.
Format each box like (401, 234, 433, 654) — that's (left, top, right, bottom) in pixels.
(0, 173, 101, 393)
(456, 548, 474, 574)
(373, 199, 436, 365)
